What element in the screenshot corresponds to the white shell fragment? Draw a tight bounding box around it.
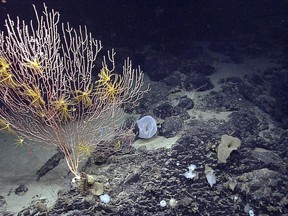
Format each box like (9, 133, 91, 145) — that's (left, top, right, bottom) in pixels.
(206, 171, 216, 187)
(204, 165, 216, 187)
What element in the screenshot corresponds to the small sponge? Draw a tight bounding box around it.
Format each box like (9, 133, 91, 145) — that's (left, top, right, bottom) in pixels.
(217, 134, 241, 163)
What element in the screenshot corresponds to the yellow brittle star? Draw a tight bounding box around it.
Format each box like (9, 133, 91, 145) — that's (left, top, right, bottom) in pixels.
(73, 85, 94, 107)
(23, 57, 43, 75)
(0, 118, 14, 134)
(0, 57, 19, 88)
(53, 97, 73, 121)
(15, 136, 25, 147)
(22, 85, 45, 108)
(77, 141, 93, 157)
(0, 57, 10, 74)
(99, 76, 124, 101)
(95, 67, 114, 87)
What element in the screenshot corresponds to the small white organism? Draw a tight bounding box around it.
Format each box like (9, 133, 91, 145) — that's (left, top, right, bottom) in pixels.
(99, 194, 110, 204)
(188, 164, 196, 171)
(160, 200, 167, 207)
(249, 209, 255, 216)
(183, 164, 197, 180)
(169, 198, 178, 208)
(244, 204, 255, 216)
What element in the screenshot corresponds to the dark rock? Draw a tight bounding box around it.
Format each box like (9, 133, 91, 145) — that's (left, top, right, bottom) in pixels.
(250, 148, 287, 174)
(93, 152, 108, 165)
(0, 195, 5, 207)
(36, 150, 65, 180)
(161, 72, 183, 87)
(172, 106, 190, 120)
(14, 184, 28, 196)
(199, 83, 252, 112)
(71, 199, 92, 210)
(17, 209, 31, 216)
(160, 116, 183, 138)
(153, 102, 174, 119)
(236, 168, 288, 211)
(176, 97, 194, 110)
(199, 90, 226, 111)
(240, 68, 288, 129)
(136, 82, 170, 114)
(227, 109, 260, 138)
(124, 173, 141, 185)
(279, 131, 288, 155)
(269, 76, 288, 129)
